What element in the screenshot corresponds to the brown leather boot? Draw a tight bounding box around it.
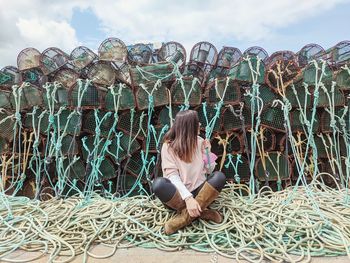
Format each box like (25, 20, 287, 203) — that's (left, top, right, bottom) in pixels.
(164, 182, 220, 235)
(164, 190, 186, 213)
(199, 209, 222, 223)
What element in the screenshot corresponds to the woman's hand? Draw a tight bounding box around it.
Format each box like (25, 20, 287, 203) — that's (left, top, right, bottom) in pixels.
(202, 139, 211, 153)
(185, 196, 202, 217)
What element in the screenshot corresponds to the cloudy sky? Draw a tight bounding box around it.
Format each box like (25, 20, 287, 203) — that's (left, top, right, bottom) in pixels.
(0, 0, 349, 68)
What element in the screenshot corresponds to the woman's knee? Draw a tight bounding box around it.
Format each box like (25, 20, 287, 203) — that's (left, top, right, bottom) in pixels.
(152, 177, 169, 195)
(209, 171, 226, 191)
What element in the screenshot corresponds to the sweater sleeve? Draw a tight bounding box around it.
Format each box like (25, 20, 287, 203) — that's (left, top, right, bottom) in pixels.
(161, 143, 179, 178)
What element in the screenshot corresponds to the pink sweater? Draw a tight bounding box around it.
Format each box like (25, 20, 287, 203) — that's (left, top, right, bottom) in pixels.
(161, 136, 208, 192)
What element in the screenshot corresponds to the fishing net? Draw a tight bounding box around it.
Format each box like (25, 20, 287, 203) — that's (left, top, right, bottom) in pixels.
(244, 85, 277, 113)
(98, 38, 128, 64)
(21, 68, 48, 87)
(87, 61, 116, 87)
(129, 62, 175, 87)
(210, 132, 242, 156)
(10, 83, 43, 111)
(229, 56, 265, 84)
(0, 110, 15, 141)
(104, 84, 136, 111)
(284, 81, 312, 108)
(0, 89, 13, 109)
(108, 133, 141, 163)
(157, 105, 181, 127)
(209, 47, 242, 79)
(40, 47, 69, 75)
(125, 152, 156, 178)
(297, 43, 325, 68)
(97, 158, 117, 182)
(321, 108, 350, 133)
(317, 84, 345, 108)
(171, 77, 202, 106)
(221, 105, 251, 131)
(243, 46, 269, 63)
(134, 82, 169, 110)
(0, 137, 9, 154)
(69, 80, 101, 109)
(157, 41, 186, 68)
(323, 40, 350, 67)
(62, 157, 86, 181)
(196, 104, 222, 133)
(55, 109, 82, 135)
(205, 77, 240, 105)
(143, 126, 168, 153)
(60, 135, 79, 156)
(265, 58, 301, 95)
(189, 41, 218, 68)
(114, 62, 132, 84)
(290, 109, 320, 134)
(70, 46, 98, 70)
(82, 110, 116, 137)
(255, 152, 291, 182)
(303, 60, 333, 86)
(17, 48, 42, 71)
(335, 66, 350, 91)
(0, 66, 21, 88)
(220, 154, 250, 182)
(260, 106, 286, 132)
(117, 110, 148, 139)
(128, 43, 153, 65)
(81, 135, 105, 161)
(53, 69, 79, 89)
(23, 108, 50, 134)
(42, 83, 68, 110)
(246, 127, 276, 155)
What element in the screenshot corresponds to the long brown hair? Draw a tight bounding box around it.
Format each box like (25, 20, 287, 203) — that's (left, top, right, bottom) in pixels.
(163, 110, 199, 163)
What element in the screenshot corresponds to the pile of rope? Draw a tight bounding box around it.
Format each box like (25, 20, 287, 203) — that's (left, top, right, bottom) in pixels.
(1, 174, 350, 263)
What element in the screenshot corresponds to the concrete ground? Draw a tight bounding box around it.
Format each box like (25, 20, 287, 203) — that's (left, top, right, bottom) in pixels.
(5, 246, 349, 263)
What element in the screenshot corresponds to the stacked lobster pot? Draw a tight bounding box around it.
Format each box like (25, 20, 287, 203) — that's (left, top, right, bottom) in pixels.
(0, 38, 350, 199)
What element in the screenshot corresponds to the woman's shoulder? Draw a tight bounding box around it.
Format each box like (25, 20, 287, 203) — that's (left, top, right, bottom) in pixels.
(197, 136, 204, 143)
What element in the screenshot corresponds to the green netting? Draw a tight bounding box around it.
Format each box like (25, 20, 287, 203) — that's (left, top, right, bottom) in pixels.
(221, 154, 250, 182)
(266, 60, 300, 92)
(210, 133, 242, 156)
(0, 90, 13, 109)
(206, 78, 240, 105)
(303, 62, 333, 86)
(53, 69, 79, 89)
(157, 106, 181, 127)
(291, 157, 320, 183)
(119, 173, 139, 196)
(117, 110, 148, 138)
(125, 153, 156, 177)
(260, 106, 286, 132)
(284, 82, 311, 108)
(135, 82, 169, 110)
(171, 77, 202, 106)
(290, 110, 320, 133)
(144, 126, 168, 153)
(10, 84, 43, 110)
(196, 104, 222, 133)
(24, 108, 50, 134)
(256, 152, 290, 181)
(82, 110, 116, 137)
(244, 85, 277, 114)
(246, 128, 276, 154)
(56, 109, 82, 135)
(108, 134, 141, 162)
(70, 80, 100, 108)
(129, 62, 175, 86)
(70, 46, 97, 70)
(98, 38, 127, 63)
(98, 158, 117, 182)
(0, 71, 15, 87)
(336, 67, 350, 90)
(42, 84, 68, 109)
(87, 62, 116, 86)
(221, 106, 251, 131)
(60, 135, 79, 156)
(62, 158, 85, 181)
(0, 137, 9, 154)
(228, 56, 265, 83)
(0, 110, 15, 141)
(105, 85, 136, 111)
(81, 135, 105, 161)
(321, 108, 350, 133)
(317, 86, 345, 107)
(21, 68, 47, 87)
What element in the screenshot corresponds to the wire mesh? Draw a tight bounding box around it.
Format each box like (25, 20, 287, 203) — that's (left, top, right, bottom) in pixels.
(98, 158, 117, 182)
(290, 110, 320, 134)
(205, 77, 240, 105)
(21, 68, 48, 87)
(229, 56, 265, 84)
(220, 154, 250, 182)
(128, 43, 153, 65)
(336, 67, 350, 91)
(60, 135, 79, 156)
(82, 110, 116, 137)
(260, 106, 286, 132)
(17, 48, 42, 71)
(10, 84, 43, 111)
(41, 47, 69, 75)
(42, 84, 68, 110)
(196, 104, 222, 133)
(70, 46, 98, 70)
(87, 61, 116, 86)
(24, 108, 50, 134)
(171, 77, 202, 106)
(108, 133, 141, 163)
(255, 152, 291, 181)
(157, 41, 186, 68)
(322, 41, 350, 68)
(56, 109, 82, 135)
(0, 90, 13, 109)
(210, 132, 242, 156)
(183, 62, 206, 85)
(117, 110, 148, 139)
(190, 41, 218, 67)
(321, 108, 350, 133)
(0, 137, 9, 154)
(134, 82, 169, 110)
(284, 81, 312, 108)
(104, 85, 136, 111)
(243, 46, 269, 63)
(246, 127, 276, 155)
(0, 66, 21, 88)
(98, 38, 128, 64)
(62, 157, 86, 181)
(142, 126, 167, 153)
(69, 80, 101, 109)
(53, 69, 79, 89)
(303, 61, 333, 86)
(125, 152, 156, 177)
(297, 44, 325, 68)
(0, 110, 15, 141)
(157, 105, 181, 127)
(221, 106, 251, 131)
(317, 85, 345, 108)
(244, 85, 277, 113)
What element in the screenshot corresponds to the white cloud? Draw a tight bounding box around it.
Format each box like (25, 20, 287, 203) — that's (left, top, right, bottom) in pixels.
(0, 0, 348, 68)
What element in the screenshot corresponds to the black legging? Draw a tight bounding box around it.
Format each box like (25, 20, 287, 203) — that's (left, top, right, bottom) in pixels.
(152, 171, 226, 203)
